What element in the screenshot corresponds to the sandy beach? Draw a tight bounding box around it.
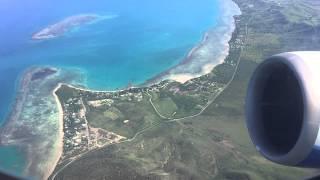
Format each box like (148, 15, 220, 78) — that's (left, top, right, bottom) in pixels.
(64, 83, 119, 93)
(43, 0, 242, 178)
(146, 0, 241, 84)
(44, 84, 64, 180)
(46, 82, 122, 179)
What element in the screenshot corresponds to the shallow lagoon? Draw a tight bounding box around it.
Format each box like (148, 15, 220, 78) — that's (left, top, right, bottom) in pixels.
(0, 0, 240, 177)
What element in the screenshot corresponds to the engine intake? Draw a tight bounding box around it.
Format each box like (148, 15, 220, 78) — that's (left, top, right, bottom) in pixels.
(246, 52, 320, 167)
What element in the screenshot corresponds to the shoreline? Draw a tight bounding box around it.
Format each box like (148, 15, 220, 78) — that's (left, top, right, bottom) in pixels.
(45, 83, 64, 180)
(49, 0, 241, 176)
(0, 67, 84, 180)
(1, 0, 242, 178)
(47, 0, 241, 177)
(145, 0, 241, 85)
(0, 67, 56, 179)
(63, 83, 120, 93)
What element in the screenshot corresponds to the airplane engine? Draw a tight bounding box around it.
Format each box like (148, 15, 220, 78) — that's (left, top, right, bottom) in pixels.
(246, 51, 320, 167)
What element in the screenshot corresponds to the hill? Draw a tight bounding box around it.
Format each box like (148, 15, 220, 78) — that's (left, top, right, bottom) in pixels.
(50, 0, 320, 179)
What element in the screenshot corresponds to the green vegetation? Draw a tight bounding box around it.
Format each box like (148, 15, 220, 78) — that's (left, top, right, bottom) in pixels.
(56, 85, 80, 102)
(51, 0, 320, 179)
(151, 93, 178, 118)
(269, 0, 320, 26)
(85, 94, 162, 138)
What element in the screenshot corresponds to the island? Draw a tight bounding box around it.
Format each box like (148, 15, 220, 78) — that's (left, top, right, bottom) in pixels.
(32, 14, 98, 40)
(50, 0, 320, 179)
(1, 0, 319, 179)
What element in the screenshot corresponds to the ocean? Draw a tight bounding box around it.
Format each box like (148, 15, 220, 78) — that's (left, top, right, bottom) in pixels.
(0, 0, 239, 177)
(0, 0, 220, 123)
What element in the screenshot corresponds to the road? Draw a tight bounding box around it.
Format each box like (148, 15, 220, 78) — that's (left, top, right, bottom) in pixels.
(51, 24, 248, 180)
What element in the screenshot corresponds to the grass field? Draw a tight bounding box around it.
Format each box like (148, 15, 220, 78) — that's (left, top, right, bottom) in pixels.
(85, 93, 163, 138)
(52, 0, 320, 179)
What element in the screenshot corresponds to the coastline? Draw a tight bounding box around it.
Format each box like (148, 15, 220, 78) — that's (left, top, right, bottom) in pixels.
(46, 83, 64, 180)
(0, 67, 85, 180)
(49, 0, 242, 175)
(49, 1, 242, 175)
(48, 81, 119, 179)
(63, 83, 119, 93)
(0, 0, 242, 178)
(0, 67, 44, 179)
(145, 0, 241, 85)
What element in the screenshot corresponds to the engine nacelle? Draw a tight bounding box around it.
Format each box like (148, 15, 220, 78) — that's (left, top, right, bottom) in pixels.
(246, 51, 320, 167)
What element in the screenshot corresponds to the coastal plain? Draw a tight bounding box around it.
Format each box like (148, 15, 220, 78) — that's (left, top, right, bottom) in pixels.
(49, 0, 320, 179)
(1, 0, 320, 179)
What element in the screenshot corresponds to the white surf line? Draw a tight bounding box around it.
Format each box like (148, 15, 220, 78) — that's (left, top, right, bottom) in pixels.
(61, 83, 119, 93)
(51, 48, 242, 179)
(47, 83, 64, 180)
(51, 19, 248, 180)
(52, 22, 248, 180)
(155, 23, 248, 123)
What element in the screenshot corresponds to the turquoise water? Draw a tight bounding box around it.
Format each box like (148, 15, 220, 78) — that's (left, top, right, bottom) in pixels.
(0, 0, 222, 175)
(0, 0, 220, 123)
(0, 146, 26, 176)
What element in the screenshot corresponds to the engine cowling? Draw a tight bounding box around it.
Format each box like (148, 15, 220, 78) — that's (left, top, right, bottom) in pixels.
(246, 51, 320, 167)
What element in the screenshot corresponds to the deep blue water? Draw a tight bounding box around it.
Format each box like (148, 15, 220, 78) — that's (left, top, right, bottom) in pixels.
(0, 0, 220, 123)
(0, 0, 220, 175)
